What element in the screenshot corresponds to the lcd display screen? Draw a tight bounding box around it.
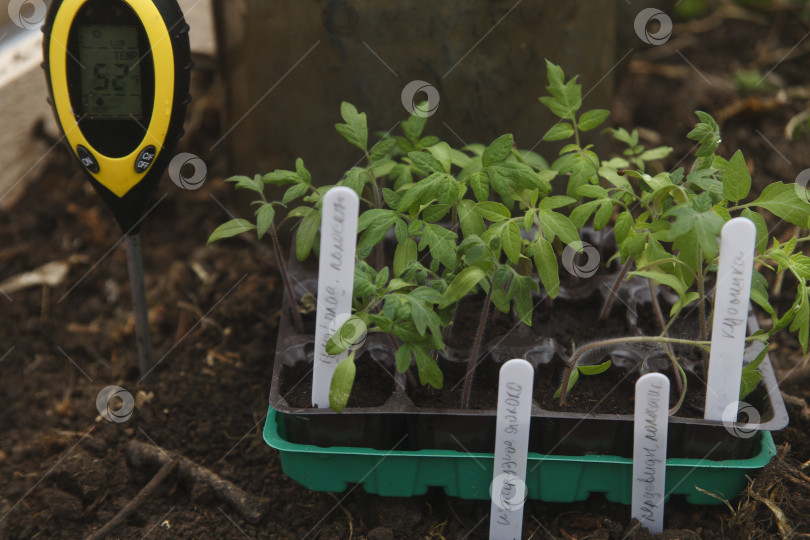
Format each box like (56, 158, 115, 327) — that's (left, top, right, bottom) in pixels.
(78, 25, 142, 120)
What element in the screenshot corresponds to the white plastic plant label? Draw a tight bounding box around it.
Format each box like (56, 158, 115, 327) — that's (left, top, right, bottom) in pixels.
(489, 359, 534, 540)
(631, 372, 670, 535)
(312, 186, 359, 408)
(704, 217, 757, 421)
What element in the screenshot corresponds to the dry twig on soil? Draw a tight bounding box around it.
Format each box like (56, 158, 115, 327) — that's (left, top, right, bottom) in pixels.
(86, 459, 177, 540)
(125, 439, 269, 523)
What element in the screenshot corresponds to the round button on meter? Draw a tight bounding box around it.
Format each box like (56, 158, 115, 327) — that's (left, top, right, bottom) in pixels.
(76, 145, 100, 173)
(135, 145, 157, 173)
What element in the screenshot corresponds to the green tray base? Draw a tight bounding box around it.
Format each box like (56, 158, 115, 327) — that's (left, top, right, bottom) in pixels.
(263, 407, 775, 504)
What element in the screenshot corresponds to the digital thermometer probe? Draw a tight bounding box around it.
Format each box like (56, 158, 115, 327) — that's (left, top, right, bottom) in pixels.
(42, 0, 192, 383)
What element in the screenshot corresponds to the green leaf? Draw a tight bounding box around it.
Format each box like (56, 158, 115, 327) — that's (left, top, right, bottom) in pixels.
(357, 210, 397, 258)
(539, 195, 577, 211)
(577, 185, 609, 199)
(529, 236, 560, 298)
(208, 219, 255, 245)
(401, 107, 429, 142)
(396, 345, 412, 373)
(409, 296, 441, 337)
(639, 146, 673, 161)
(723, 150, 752, 202)
(476, 201, 511, 221)
(326, 316, 368, 355)
(287, 206, 314, 219)
(570, 200, 602, 229)
(687, 111, 720, 158)
(502, 222, 522, 264)
(612, 127, 637, 146)
(543, 123, 575, 141)
(599, 166, 632, 191)
(482, 134, 514, 167)
(411, 286, 447, 305)
(470, 172, 489, 202)
(578, 109, 610, 131)
(789, 287, 809, 354)
(341, 167, 367, 196)
(369, 138, 397, 162)
(394, 238, 417, 277)
(423, 204, 451, 223)
(493, 162, 551, 193)
(436, 176, 459, 205)
(409, 151, 445, 174)
(594, 201, 613, 230)
(554, 150, 598, 198)
(740, 346, 769, 399)
(539, 74, 582, 120)
(335, 102, 368, 151)
(413, 347, 443, 389)
(629, 270, 687, 297)
(418, 224, 458, 269)
(443, 267, 486, 304)
(263, 169, 298, 185)
(427, 142, 452, 173)
(538, 209, 580, 246)
(507, 273, 539, 325)
(750, 270, 776, 318)
(394, 238, 418, 277)
(255, 203, 275, 239)
(226, 174, 264, 193)
(686, 169, 723, 195)
(668, 204, 724, 258)
(329, 351, 356, 413)
(457, 199, 485, 238)
(450, 148, 473, 169)
(578, 359, 612, 375)
(739, 364, 763, 400)
(296, 211, 321, 261)
(397, 172, 442, 213)
(545, 59, 565, 91)
(282, 182, 309, 204)
(295, 158, 311, 185)
(670, 291, 700, 318)
(790, 254, 810, 280)
(614, 211, 633, 244)
(751, 182, 810, 227)
(382, 187, 401, 209)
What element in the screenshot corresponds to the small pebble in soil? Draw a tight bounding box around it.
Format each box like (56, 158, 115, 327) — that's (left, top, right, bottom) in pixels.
(367, 527, 394, 540)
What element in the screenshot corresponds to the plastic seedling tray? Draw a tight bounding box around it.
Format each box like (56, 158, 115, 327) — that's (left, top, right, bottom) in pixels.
(263, 406, 776, 504)
(270, 265, 788, 460)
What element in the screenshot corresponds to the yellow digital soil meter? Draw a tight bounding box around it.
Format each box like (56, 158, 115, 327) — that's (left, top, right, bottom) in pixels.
(42, 0, 192, 383)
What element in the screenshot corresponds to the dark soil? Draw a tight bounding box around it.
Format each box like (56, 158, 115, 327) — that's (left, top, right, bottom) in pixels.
(408, 356, 502, 410)
(2, 3, 810, 539)
(280, 352, 396, 409)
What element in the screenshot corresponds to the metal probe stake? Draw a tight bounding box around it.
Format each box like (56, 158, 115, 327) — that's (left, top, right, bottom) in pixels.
(125, 234, 155, 384)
